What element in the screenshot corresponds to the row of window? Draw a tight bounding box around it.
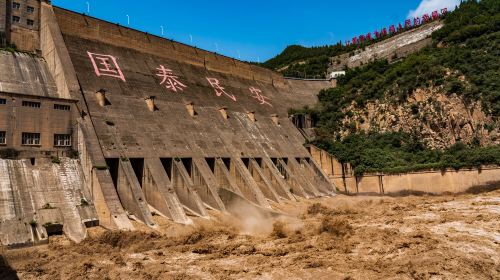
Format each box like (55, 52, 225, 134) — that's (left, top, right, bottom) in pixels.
(0, 132, 71, 147)
(0, 99, 71, 111)
(12, 16, 34, 26)
(12, 2, 35, 13)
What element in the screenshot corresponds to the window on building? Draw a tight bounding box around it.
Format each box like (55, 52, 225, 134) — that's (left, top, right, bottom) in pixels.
(27, 19, 34, 26)
(22, 101, 41, 108)
(54, 134, 71, 147)
(27, 6, 35, 13)
(22, 133, 41, 146)
(12, 16, 20, 23)
(0, 132, 6, 145)
(0, 99, 6, 105)
(54, 104, 71, 111)
(12, 2, 20, 10)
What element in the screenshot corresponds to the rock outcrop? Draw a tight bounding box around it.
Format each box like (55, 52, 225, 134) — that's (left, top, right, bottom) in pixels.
(339, 87, 499, 149)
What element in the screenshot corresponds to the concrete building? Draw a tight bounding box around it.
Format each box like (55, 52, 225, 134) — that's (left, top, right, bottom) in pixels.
(0, 91, 77, 156)
(329, 71, 346, 79)
(0, 0, 44, 51)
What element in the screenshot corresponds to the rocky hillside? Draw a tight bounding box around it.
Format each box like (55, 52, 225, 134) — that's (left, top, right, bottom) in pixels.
(339, 87, 498, 150)
(299, 0, 500, 174)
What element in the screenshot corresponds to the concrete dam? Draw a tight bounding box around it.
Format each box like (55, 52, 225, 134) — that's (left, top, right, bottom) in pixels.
(0, 2, 335, 247)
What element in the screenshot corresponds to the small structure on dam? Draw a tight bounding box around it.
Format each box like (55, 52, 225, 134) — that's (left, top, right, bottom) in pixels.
(0, 1, 335, 247)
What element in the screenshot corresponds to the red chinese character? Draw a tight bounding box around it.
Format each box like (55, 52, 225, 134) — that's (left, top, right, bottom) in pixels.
(423, 14, 430, 22)
(366, 32, 372, 40)
(381, 28, 387, 36)
(249, 87, 272, 107)
(432, 11, 439, 20)
(414, 17, 421, 26)
(359, 35, 365, 42)
(405, 19, 412, 28)
(389, 25, 396, 34)
(156, 65, 187, 93)
(206, 78, 236, 102)
(441, 8, 448, 15)
(352, 37, 357, 45)
(374, 30, 380, 38)
(398, 23, 403, 31)
(87, 52, 126, 82)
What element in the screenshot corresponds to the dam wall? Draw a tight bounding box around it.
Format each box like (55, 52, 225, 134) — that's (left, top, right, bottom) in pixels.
(0, 3, 337, 239)
(0, 2, 335, 246)
(49, 5, 335, 227)
(308, 145, 500, 195)
(53, 7, 284, 86)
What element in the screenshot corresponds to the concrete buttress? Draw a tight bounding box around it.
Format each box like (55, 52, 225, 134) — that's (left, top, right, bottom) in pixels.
(116, 160, 156, 227)
(191, 158, 226, 211)
(276, 159, 310, 198)
(260, 157, 297, 201)
(171, 160, 209, 218)
(142, 158, 191, 224)
(230, 158, 271, 208)
(300, 159, 336, 195)
(248, 159, 281, 203)
(287, 158, 323, 197)
(214, 158, 245, 197)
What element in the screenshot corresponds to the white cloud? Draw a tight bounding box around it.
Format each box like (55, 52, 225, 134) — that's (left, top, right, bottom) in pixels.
(408, 0, 461, 18)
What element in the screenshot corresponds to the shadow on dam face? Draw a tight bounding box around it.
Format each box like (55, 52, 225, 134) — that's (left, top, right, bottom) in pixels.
(0, 255, 19, 280)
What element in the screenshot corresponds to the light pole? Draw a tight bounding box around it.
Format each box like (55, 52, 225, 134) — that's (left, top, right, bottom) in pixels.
(126, 15, 130, 26)
(160, 26, 164, 36)
(214, 43, 219, 53)
(189, 34, 193, 45)
(86, 2, 90, 14)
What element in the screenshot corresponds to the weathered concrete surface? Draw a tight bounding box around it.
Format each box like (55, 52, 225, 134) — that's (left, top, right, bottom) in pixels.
(143, 158, 190, 224)
(260, 157, 296, 201)
(39, 1, 134, 231)
(0, 158, 98, 246)
(191, 157, 226, 211)
(0, 3, 336, 242)
(77, 122, 133, 230)
(116, 159, 156, 227)
(171, 160, 209, 218)
(52, 7, 283, 85)
(0, 51, 58, 97)
(276, 158, 310, 198)
(248, 158, 281, 203)
(46, 5, 336, 228)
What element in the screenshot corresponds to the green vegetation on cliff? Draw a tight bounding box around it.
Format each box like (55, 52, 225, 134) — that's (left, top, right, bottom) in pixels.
(303, 0, 500, 174)
(262, 45, 346, 78)
(314, 132, 500, 175)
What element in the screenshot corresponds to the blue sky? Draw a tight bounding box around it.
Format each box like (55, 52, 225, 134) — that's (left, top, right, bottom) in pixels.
(51, 0, 460, 62)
